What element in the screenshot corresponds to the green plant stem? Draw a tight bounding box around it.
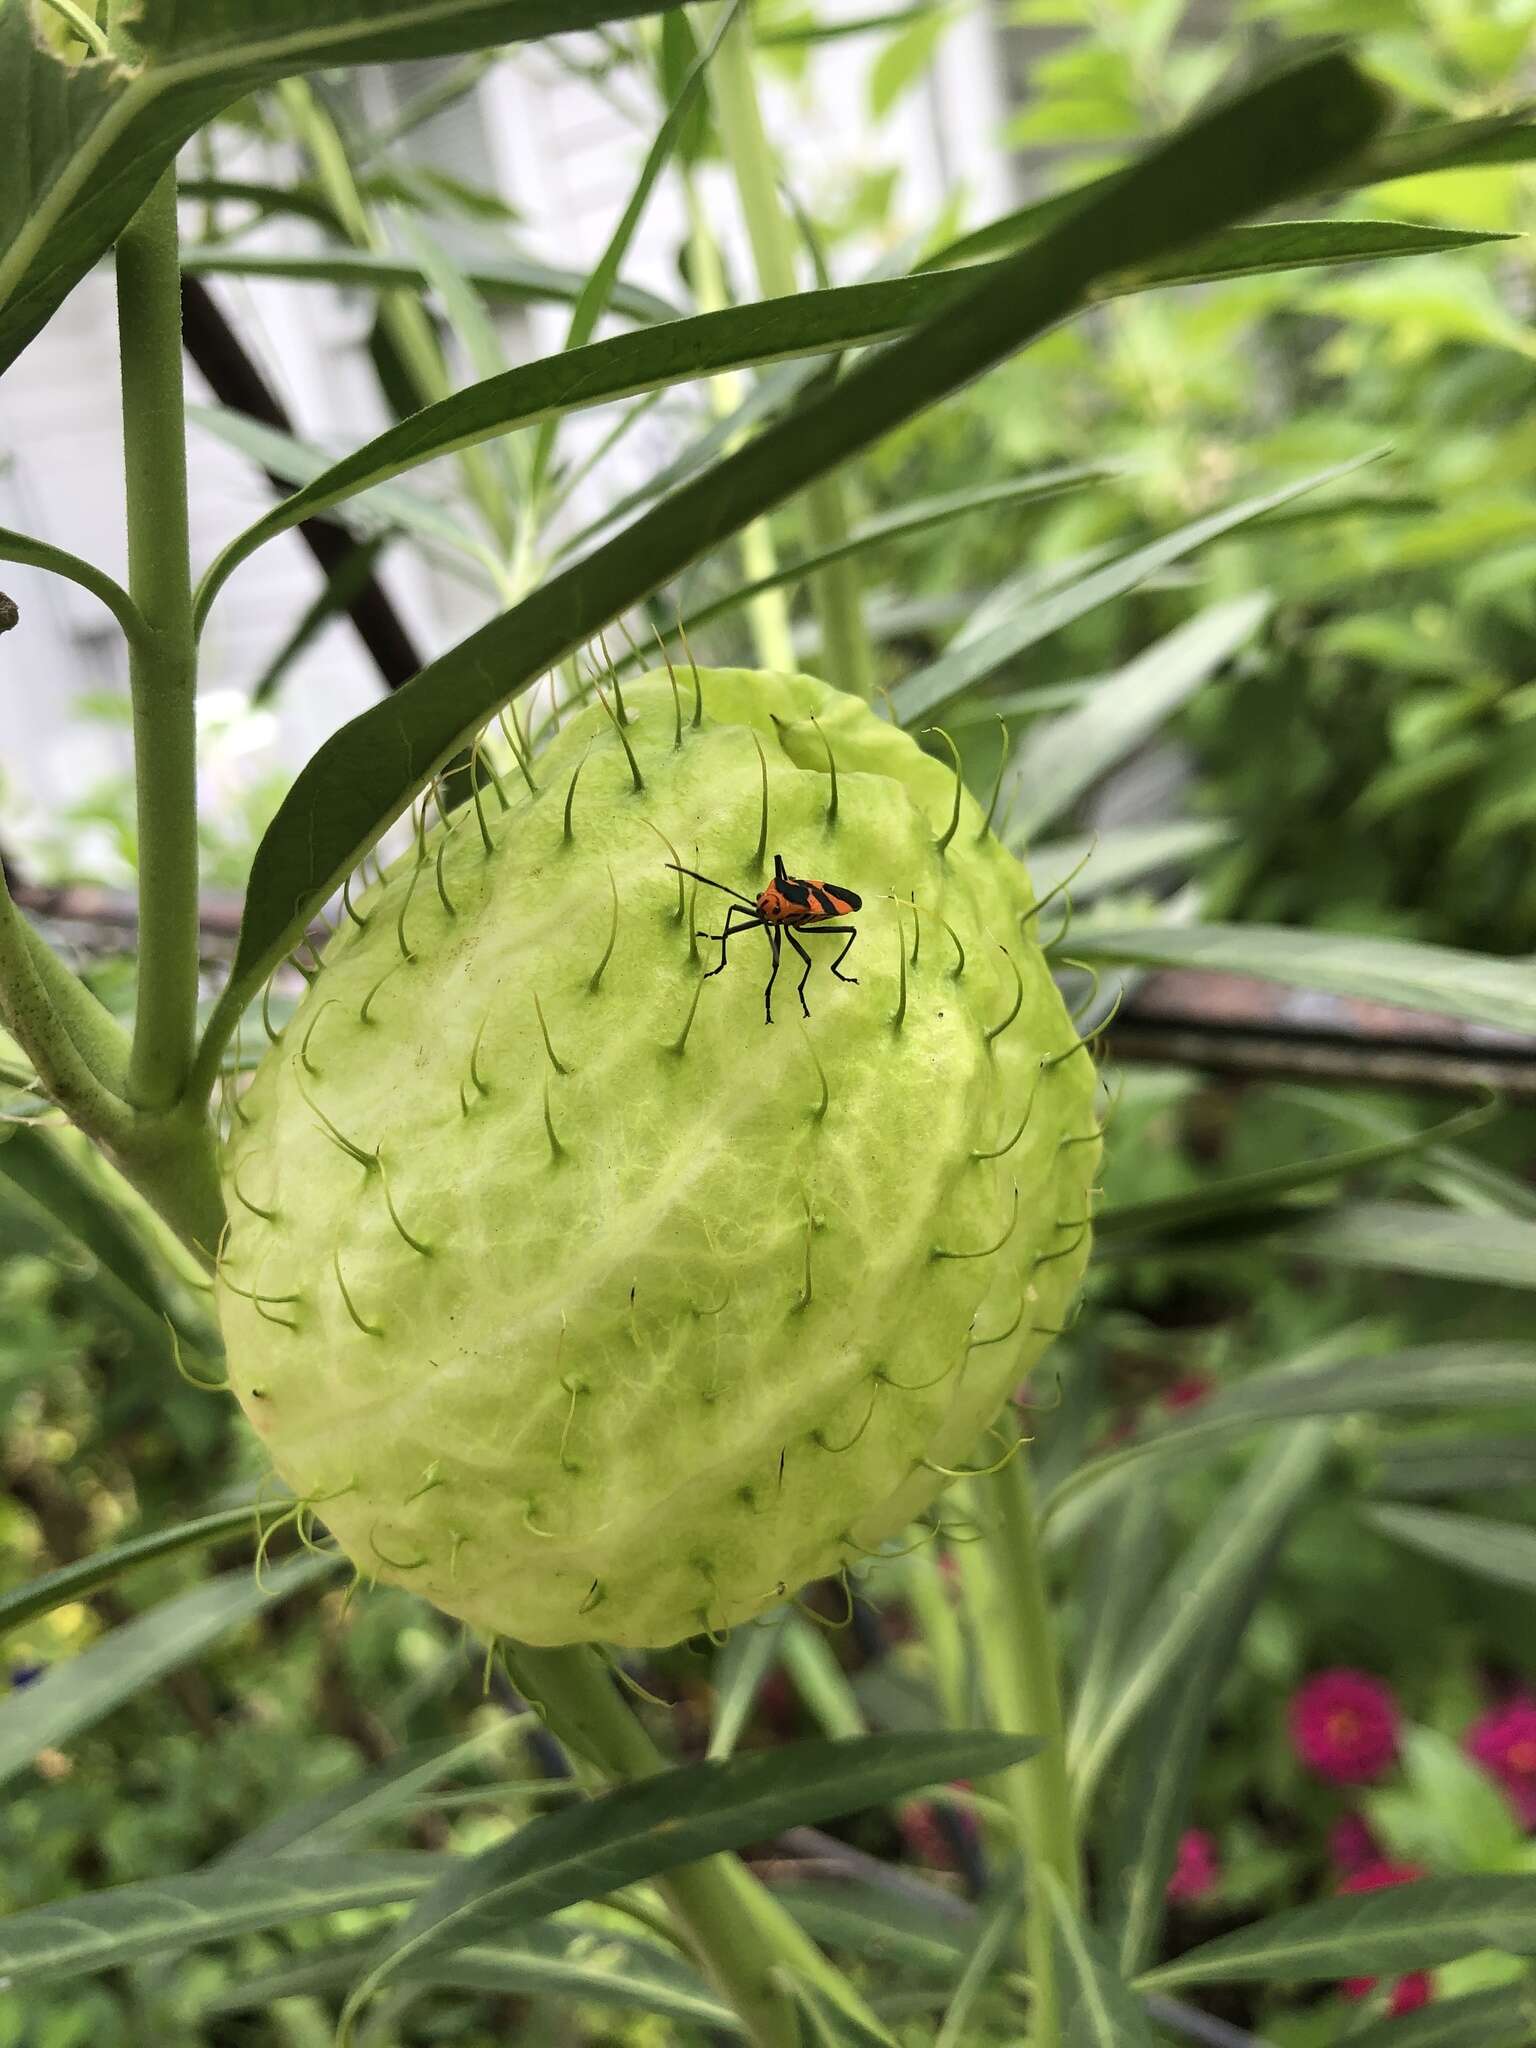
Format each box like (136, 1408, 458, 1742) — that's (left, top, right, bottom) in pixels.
(684, 175, 797, 671)
(505, 1642, 886, 2048)
(116, 169, 201, 1113)
(703, 0, 875, 696)
(960, 1452, 1079, 2048)
(36, 0, 111, 59)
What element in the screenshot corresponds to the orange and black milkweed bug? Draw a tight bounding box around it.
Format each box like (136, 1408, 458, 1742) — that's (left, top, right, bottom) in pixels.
(666, 854, 862, 1023)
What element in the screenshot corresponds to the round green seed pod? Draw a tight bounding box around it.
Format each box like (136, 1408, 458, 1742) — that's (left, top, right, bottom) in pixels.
(218, 669, 1099, 1649)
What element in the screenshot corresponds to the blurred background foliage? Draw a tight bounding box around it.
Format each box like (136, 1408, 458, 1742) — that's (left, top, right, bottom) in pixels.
(4, 0, 1536, 2040)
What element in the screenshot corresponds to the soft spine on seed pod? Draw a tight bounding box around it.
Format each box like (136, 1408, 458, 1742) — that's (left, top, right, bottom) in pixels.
(216, 666, 1100, 1650)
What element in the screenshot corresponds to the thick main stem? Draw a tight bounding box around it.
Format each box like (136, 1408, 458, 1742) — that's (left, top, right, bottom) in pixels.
(116, 170, 201, 1112)
(704, 1, 875, 697)
(961, 1453, 1079, 2048)
(506, 1643, 883, 2048)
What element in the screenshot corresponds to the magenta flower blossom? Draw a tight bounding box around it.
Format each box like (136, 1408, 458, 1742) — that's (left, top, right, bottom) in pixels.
(1465, 1697, 1536, 1829)
(1166, 1828, 1220, 1903)
(1328, 1812, 1381, 1874)
(1290, 1670, 1400, 1784)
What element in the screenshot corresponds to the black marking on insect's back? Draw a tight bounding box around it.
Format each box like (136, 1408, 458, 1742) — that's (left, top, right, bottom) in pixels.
(776, 876, 813, 909)
(817, 883, 861, 914)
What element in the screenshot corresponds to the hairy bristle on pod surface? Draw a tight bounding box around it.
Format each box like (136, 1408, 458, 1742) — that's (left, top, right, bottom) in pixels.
(217, 669, 1099, 1648)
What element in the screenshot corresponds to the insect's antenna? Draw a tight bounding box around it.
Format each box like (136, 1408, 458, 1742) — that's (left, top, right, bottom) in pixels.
(773, 853, 787, 882)
(664, 861, 755, 907)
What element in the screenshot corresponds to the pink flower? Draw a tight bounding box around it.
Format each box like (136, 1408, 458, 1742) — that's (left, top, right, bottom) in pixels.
(1338, 1862, 1430, 2016)
(1343, 1970, 1432, 2016)
(1465, 1698, 1536, 1829)
(1290, 1670, 1400, 1784)
(1161, 1374, 1215, 1412)
(1328, 1812, 1381, 1874)
(1166, 1828, 1220, 1903)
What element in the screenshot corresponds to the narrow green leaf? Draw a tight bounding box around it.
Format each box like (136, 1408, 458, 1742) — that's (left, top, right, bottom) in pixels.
(0, 0, 696, 375)
(891, 481, 1328, 728)
(199, 50, 1391, 1075)
(0, 1504, 281, 1642)
(1342, 1978, 1536, 2048)
(934, 1877, 1027, 2048)
(189, 405, 495, 569)
(782, 1970, 901, 2047)
(1069, 924, 1536, 1037)
(1138, 1875, 1536, 1990)
(1042, 1872, 1158, 2048)
(1099, 1540, 1280, 1976)
(673, 467, 1111, 647)
(250, 533, 392, 706)
(1366, 1503, 1536, 1594)
(1068, 1427, 1331, 1803)
(1279, 1203, 1536, 1290)
(204, 1919, 737, 2030)
(0, 1553, 335, 1791)
(1025, 821, 1232, 899)
(924, 111, 1536, 270)
(529, 0, 739, 498)
(1003, 594, 1270, 837)
(1374, 1435, 1536, 1499)
(1092, 1099, 1496, 1250)
(220, 1722, 516, 1864)
(0, 1124, 210, 1361)
(348, 1733, 1041, 2017)
(782, 1882, 970, 1978)
(0, 1853, 440, 1988)
(707, 1607, 790, 1760)
(181, 244, 680, 324)
(1045, 1343, 1536, 1541)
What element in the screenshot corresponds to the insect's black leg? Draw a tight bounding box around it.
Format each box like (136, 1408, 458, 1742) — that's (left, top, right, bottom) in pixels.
(701, 906, 764, 977)
(763, 927, 783, 1024)
(826, 926, 858, 983)
(785, 928, 815, 1017)
(804, 925, 859, 984)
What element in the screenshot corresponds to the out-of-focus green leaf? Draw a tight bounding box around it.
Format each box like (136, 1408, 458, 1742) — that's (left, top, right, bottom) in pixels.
(934, 1878, 1026, 2048)
(1374, 1435, 1536, 1498)
(189, 405, 495, 571)
(1041, 1872, 1158, 2047)
(0, 1552, 335, 1791)
(1068, 1426, 1331, 1801)
(1138, 1875, 1536, 1989)
(892, 478, 1343, 727)
(1367, 1503, 1536, 1594)
(1342, 1978, 1536, 2048)
(1092, 1099, 1495, 1250)
(1026, 822, 1232, 901)
(181, 244, 680, 323)
(0, 1505, 283, 1641)
(196, 52, 1391, 1076)
(1001, 594, 1270, 838)
(707, 1607, 790, 1760)
(0, 1854, 440, 1987)
(1278, 1203, 1536, 1289)
(784, 1971, 902, 2046)
(204, 1918, 737, 2030)
(1045, 1344, 1536, 1539)
(1071, 923, 1536, 1036)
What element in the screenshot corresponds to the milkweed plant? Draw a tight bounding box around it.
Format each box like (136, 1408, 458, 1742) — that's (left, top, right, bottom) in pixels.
(1, 4, 1535, 2046)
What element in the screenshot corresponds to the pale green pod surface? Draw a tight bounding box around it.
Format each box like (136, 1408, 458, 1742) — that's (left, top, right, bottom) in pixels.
(218, 670, 1099, 1649)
